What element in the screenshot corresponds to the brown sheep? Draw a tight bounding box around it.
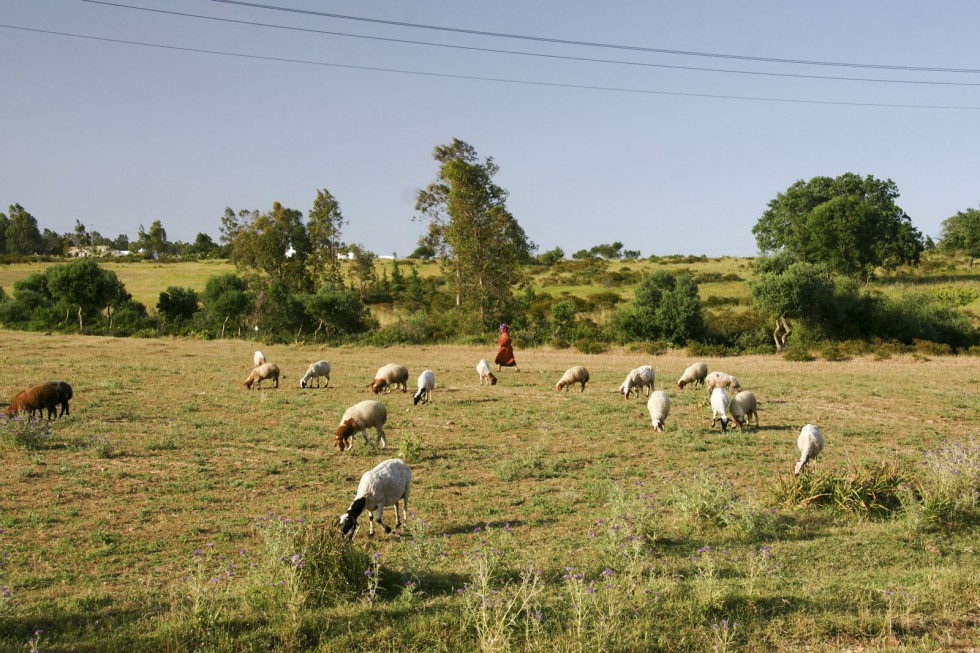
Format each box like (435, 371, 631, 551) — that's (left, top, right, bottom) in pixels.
(244, 363, 281, 389)
(7, 382, 70, 420)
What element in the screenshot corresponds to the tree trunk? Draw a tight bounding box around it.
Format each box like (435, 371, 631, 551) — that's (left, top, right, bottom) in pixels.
(221, 315, 229, 338)
(78, 306, 84, 330)
(773, 318, 783, 351)
(773, 315, 792, 350)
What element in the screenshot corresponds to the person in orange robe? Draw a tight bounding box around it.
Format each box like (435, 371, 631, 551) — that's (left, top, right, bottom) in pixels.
(495, 323, 520, 372)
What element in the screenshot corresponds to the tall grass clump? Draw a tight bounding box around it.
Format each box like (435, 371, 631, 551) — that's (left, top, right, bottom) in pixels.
(769, 462, 909, 518)
(901, 439, 980, 532)
(0, 415, 52, 450)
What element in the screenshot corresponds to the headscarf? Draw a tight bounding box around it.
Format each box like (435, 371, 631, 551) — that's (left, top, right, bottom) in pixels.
(499, 323, 509, 332)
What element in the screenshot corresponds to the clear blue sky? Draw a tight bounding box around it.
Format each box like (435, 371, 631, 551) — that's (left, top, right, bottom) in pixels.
(2, 0, 978, 257)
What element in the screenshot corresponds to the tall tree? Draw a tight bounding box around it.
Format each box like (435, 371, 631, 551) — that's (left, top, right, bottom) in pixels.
(938, 206, 980, 268)
(415, 138, 535, 329)
(45, 259, 127, 329)
(306, 188, 346, 285)
(200, 273, 252, 338)
(748, 254, 835, 349)
(4, 204, 44, 255)
(136, 220, 173, 258)
(227, 202, 312, 292)
(752, 173, 923, 279)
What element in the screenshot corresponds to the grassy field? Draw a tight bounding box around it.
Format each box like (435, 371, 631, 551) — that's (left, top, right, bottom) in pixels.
(0, 330, 978, 651)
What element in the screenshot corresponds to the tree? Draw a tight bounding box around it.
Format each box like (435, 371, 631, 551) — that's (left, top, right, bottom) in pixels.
(537, 247, 564, 266)
(157, 287, 200, 326)
(227, 202, 312, 292)
(187, 233, 219, 258)
(136, 220, 173, 258)
(748, 254, 835, 349)
(200, 273, 252, 338)
(306, 188, 346, 285)
(45, 259, 128, 329)
(305, 283, 369, 339)
(611, 271, 705, 345)
(4, 204, 44, 255)
(938, 206, 980, 267)
(346, 244, 377, 299)
(752, 173, 923, 279)
(415, 138, 535, 330)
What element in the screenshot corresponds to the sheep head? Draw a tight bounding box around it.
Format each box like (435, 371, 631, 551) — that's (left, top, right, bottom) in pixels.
(652, 419, 665, 432)
(334, 420, 357, 451)
(676, 380, 686, 389)
(794, 460, 806, 476)
(338, 497, 367, 540)
(556, 381, 566, 391)
(243, 376, 255, 390)
(488, 374, 497, 385)
(370, 379, 387, 394)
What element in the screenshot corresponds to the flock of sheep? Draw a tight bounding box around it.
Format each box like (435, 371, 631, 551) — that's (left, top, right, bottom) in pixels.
(239, 350, 826, 541)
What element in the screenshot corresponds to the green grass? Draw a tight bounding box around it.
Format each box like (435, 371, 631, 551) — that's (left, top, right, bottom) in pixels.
(0, 331, 978, 650)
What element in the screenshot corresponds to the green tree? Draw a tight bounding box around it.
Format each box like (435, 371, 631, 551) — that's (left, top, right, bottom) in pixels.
(4, 204, 44, 255)
(306, 188, 346, 285)
(157, 286, 200, 326)
(252, 281, 308, 342)
(187, 233, 219, 258)
(611, 271, 705, 345)
(752, 173, 923, 279)
(748, 254, 835, 349)
(346, 245, 377, 299)
(938, 206, 980, 267)
(305, 283, 369, 339)
(537, 247, 564, 266)
(45, 259, 128, 329)
(135, 220, 174, 258)
(415, 138, 535, 330)
(228, 202, 311, 292)
(200, 273, 252, 338)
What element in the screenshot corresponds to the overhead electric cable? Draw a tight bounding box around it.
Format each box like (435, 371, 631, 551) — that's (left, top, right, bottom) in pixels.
(193, 0, 980, 74)
(79, 0, 980, 87)
(4, 24, 979, 111)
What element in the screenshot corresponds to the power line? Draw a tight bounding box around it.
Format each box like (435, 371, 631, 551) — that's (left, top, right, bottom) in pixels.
(80, 0, 980, 88)
(4, 24, 980, 111)
(197, 0, 980, 75)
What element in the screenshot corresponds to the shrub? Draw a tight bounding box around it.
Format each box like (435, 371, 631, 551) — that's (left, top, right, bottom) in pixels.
(769, 462, 909, 518)
(1, 415, 53, 450)
(782, 347, 815, 362)
(573, 339, 607, 354)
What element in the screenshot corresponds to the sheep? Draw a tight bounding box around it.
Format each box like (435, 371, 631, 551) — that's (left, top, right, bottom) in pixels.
(243, 363, 281, 389)
(676, 362, 708, 389)
(338, 458, 412, 541)
(729, 391, 759, 430)
(300, 360, 331, 389)
(370, 364, 409, 394)
(705, 371, 742, 394)
(795, 424, 824, 475)
(413, 370, 435, 405)
(710, 387, 731, 432)
(619, 365, 655, 399)
(6, 382, 67, 420)
(46, 380, 72, 418)
(556, 366, 590, 392)
(647, 390, 671, 431)
(253, 351, 266, 367)
(476, 359, 497, 386)
(334, 399, 388, 451)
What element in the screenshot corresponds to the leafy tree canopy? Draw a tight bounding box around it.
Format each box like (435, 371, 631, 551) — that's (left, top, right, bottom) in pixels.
(938, 206, 980, 267)
(752, 173, 923, 279)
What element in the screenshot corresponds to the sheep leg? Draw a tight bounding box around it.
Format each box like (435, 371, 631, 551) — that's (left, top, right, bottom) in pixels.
(374, 506, 392, 534)
(361, 429, 372, 448)
(375, 426, 387, 450)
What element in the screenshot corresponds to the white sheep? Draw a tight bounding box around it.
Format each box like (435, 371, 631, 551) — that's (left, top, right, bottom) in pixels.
(710, 387, 730, 431)
(705, 371, 742, 394)
(334, 399, 388, 451)
(476, 359, 497, 386)
(370, 364, 409, 394)
(338, 458, 412, 541)
(619, 365, 655, 399)
(556, 366, 590, 392)
(413, 370, 435, 405)
(647, 390, 671, 431)
(243, 363, 281, 389)
(729, 390, 759, 429)
(253, 351, 266, 367)
(795, 424, 824, 475)
(300, 360, 331, 388)
(676, 362, 708, 389)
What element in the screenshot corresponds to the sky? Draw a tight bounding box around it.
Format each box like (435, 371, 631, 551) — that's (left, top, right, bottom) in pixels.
(2, 1, 979, 258)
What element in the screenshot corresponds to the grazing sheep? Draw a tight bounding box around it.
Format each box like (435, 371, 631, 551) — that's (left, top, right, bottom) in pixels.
(334, 399, 388, 451)
(338, 458, 412, 541)
(300, 360, 331, 388)
(253, 351, 266, 367)
(705, 371, 742, 394)
(795, 424, 824, 475)
(729, 391, 759, 429)
(556, 366, 590, 392)
(676, 362, 708, 389)
(619, 365, 655, 399)
(46, 380, 73, 418)
(6, 382, 66, 420)
(370, 364, 409, 394)
(647, 390, 671, 431)
(243, 363, 281, 389)
(413, 370, 435, 406)
(710, 387, 731, 432)
(476, 359, 497, 386)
